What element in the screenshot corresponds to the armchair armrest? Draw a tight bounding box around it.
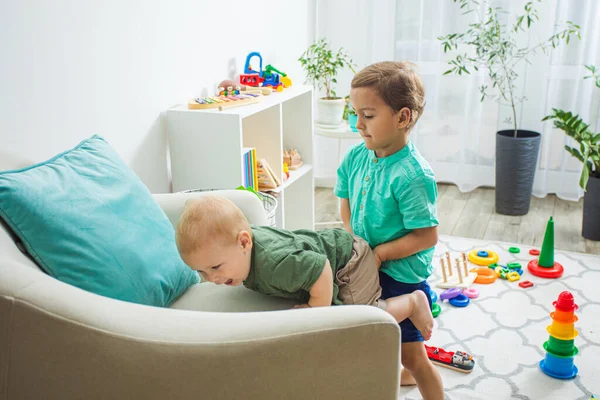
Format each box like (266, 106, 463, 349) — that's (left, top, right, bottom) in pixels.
(0, 262, 400, 399)
(153, 189, 269, 227)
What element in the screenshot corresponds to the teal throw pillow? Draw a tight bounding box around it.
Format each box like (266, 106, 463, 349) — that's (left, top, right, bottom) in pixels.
(0, 135, 199, 306)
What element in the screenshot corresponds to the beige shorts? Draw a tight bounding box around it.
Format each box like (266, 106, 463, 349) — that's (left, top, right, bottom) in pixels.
(335, 236, 387, 310)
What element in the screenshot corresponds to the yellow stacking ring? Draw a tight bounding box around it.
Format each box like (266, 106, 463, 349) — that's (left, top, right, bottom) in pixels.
(467, 250, 499, 266)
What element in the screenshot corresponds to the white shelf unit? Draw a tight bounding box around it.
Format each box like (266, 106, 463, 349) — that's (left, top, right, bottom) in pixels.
(167, 85, 315, 231)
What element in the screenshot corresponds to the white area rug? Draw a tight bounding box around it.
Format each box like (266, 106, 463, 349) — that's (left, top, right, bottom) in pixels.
(399, 235, 600, 400)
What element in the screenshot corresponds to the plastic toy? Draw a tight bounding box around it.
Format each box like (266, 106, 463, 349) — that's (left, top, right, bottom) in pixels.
(529, 249, 540, 256)
(425, 345, 475, 373)
(539, 291, 579, 379)
(506, 271, 521, 282)
(509, 246, 521, 254)
(449, 293, 470, 307)
(528, 217, 564, 279)
(265, 64, 292, 87)
(470, 266, 497, 284)
(463, 287, 480, 298)
(519, 280, 534, 288)
(467, 249, 499, 266)
(436, 253, 477, 289)
(188, 93, 262, 110)
(429, 288, 441, 318)
(439, 287, 461, 300)
(239, 52, 287, 92)
(430, 290, 439, 303)
(283, 163, 290, 181)
(507, 262, 522, 270)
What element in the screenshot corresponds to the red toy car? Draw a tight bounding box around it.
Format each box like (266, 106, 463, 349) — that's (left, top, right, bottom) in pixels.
(425, 345, 475, 373)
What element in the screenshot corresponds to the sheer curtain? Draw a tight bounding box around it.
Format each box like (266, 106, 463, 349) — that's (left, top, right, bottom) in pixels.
(316, 0, 600, 200)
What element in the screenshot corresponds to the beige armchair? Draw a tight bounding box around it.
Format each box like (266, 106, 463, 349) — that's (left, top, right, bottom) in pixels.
(0, 156, 400, 400)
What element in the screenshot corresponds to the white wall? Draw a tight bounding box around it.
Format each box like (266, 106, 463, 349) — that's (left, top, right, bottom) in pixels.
(313, 0, 396, 186)
(0, 0, 314, 193)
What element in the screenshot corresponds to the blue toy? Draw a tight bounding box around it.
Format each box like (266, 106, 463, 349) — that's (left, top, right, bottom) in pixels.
(449, 293, 470, 307)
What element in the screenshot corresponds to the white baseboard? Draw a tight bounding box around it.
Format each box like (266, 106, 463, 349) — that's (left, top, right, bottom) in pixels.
(315, 176, 336, 188)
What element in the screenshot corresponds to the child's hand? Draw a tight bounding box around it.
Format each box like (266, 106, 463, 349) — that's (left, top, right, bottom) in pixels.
(293, 304, 311, 309)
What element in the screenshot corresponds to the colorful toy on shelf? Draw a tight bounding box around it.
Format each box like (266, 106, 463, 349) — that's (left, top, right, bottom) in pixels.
(218, 85, 241, 96)
(283, 149, 303, 170)
(188, 92, 262, 110)
(239, 52, 289, 92)
(425, 345, 475, 373)
(265, 64, 292, 87)
(436, 252, 477, 289)
(528, 217, 564, 279)
(539, 291, 579, 379)
(467, 249, 499, 266)
(283, 163, 290, 181)
(219, 79, 273, 96)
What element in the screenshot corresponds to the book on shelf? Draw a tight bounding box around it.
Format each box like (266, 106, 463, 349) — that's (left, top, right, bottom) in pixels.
(241, 148, 258, 191)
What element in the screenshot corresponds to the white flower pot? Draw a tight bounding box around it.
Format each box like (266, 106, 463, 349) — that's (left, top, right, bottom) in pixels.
(316, 98, 346, 127)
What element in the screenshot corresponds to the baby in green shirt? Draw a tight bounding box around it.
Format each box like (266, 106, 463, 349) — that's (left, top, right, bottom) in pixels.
(175, 195, 434, 340)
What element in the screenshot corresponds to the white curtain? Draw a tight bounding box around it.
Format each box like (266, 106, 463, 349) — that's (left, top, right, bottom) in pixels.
(316, 0, 600, 200)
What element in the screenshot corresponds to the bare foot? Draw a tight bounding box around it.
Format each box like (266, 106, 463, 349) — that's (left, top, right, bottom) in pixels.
(400, 367, 417, 386)
(409, 290, 434, 341)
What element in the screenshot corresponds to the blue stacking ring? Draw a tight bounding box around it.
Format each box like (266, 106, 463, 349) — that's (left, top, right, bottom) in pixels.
(430, 289, 438, 303)
(477, 250, 489, 257)
(449, 293, 470, 307)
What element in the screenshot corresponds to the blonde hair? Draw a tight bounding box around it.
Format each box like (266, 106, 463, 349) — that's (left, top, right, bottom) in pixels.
(175, 196, 251, 256)
(351, 61, 425, 130)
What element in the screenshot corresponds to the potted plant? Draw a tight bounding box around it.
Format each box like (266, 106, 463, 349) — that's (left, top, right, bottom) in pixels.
(543, 65, 600, 240)
(299, 38, 356, 127)
(343, 96, 358, 132)
(439, 0, 580, 215)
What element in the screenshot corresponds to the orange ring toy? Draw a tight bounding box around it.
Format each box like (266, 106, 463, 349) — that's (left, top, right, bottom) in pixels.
(470, 267, 497, 284)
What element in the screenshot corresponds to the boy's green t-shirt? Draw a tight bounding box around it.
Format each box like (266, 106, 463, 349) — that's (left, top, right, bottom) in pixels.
(334, 141, 439, 284)
(243, 225, 354, 305)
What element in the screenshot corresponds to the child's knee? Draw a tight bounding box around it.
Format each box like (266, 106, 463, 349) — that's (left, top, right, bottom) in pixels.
(401, 346, 429, 372)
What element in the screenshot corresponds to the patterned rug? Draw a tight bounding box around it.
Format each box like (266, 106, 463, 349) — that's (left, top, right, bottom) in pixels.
(399, 235, 600, 400)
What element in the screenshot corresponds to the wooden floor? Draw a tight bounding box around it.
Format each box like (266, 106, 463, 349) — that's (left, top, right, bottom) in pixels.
(314, 184, 600, 255)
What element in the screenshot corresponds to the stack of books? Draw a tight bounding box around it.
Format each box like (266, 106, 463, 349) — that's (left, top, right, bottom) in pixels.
(242, 148, 258, 191)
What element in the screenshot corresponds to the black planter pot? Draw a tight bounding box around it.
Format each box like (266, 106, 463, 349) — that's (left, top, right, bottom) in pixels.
(495, 130, 541, 215)
(583, 175, 600, 241)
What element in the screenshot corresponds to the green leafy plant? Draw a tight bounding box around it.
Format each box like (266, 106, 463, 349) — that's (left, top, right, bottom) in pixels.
(342, 95, 356, 120)
(542, 65, 600, 190)
(299, 38, 356, 99)
(439, 0, 580, 137)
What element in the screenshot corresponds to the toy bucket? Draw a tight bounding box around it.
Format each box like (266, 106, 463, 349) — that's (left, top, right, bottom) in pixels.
(543, 336, 578, 357)
(540, 352, 578, 379)
(550, 310, 578, 324)
(546, 321, 578, 341)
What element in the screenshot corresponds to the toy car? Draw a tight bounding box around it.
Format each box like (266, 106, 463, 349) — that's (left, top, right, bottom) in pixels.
(425, 345, 475, 373)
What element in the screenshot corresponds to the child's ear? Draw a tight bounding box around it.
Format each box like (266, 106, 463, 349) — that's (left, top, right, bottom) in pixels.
(397, 108, 411, 129)
(239, 230, 252, 250)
